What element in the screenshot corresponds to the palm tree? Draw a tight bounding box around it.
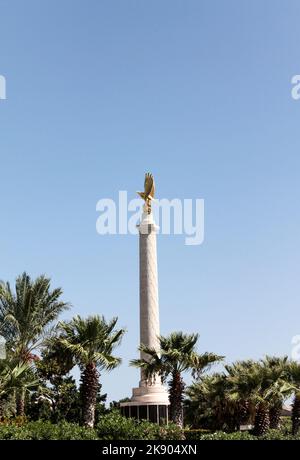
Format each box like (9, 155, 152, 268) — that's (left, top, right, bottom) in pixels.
(186, 361, 259, 432)
(227, 357, 291, 436)
(131, 331, 223, 427)
(260, 356, 291, 430)
(251, 357, 291, 435)
(0, 272, 69, 414)
(186, 357, 292, 435)
(53, 315, 125, 428)
(0, 359, 38, 418)
(287, 361, 300, 435)
(186, 373, 238, 431)
(225, 360, 258, 429)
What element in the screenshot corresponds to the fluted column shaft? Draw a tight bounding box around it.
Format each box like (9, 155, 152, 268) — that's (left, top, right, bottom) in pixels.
(138, 218, 160, 386)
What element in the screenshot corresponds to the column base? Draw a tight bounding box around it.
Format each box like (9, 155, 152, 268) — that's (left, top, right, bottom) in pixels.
(120, 382, 169, 424)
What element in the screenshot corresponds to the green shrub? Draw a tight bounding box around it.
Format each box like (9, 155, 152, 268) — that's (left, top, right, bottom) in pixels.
(24, 421, 60, 440)
(3, 416, 298, 441)
(96, 412, 142, 440)
(184, 429, 213, 440)
(95, 411, 182, 440)
(0, 421, 98, 440)
(0, 425, 32, 440)
(260, 429, 298, 441)
(199, 431, 257, 440)
(26, 421, 98, 440)
(0, 414, 181, 440)
(139, 421, 183, 440)
(277, 417, 292, 435)
(55, 422, 98, 440)
(184, 429, 300, 440)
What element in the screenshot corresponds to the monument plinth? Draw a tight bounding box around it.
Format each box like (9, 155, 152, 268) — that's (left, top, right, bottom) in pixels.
(121, 175, 169, 424)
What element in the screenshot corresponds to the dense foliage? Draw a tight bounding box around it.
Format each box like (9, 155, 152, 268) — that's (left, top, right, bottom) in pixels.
(0, 416, 297, 440)
(185, 357, 300, 436)
(1, 272, 300, 440)
(0, 413, 182, 440)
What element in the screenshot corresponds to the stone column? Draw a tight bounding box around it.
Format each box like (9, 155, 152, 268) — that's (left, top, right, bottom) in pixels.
(120, 208, 169, 419)
(138, 212, 160, 386)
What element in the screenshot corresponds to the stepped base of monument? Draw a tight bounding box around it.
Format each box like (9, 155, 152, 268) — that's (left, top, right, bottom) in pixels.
(120, 382, 170, 424)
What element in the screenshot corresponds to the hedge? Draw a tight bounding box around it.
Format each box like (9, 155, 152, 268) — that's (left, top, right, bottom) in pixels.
(0, 413, 182, 440)
(0, 414, 298, 440)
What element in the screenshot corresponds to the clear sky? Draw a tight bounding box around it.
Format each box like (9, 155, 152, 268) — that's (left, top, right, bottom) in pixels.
(0, 0, 300, 402)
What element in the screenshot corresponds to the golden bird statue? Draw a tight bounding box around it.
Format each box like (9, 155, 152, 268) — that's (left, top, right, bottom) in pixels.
(137, 172, 155, 215)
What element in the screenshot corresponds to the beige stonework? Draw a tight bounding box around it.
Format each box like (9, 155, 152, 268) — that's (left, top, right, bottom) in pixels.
(124, 211, 169, 406)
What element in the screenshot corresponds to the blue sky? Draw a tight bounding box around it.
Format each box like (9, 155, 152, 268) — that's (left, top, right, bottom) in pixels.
(0, 0, 300, 402)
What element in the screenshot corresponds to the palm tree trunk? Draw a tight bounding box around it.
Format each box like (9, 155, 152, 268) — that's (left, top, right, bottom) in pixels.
(253, 402, 270, 436)
(238, 400, 250, 426)
(80, 362, 99, 428)
(0, 396, 4, 420)
(169, 371, 184, 428)
(16, 388, 25, 417)
(292, 393, 300, 435)
(269, 405, 281, 429)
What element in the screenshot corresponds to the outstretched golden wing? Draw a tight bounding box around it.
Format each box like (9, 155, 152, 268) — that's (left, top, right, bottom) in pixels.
(144, 173, 155, 199)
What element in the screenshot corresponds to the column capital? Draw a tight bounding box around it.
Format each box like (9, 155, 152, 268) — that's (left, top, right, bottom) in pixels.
(137, 212, 159, 234)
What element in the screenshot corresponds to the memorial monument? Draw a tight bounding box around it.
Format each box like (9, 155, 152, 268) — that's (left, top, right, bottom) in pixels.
(120, 173, 169, 424)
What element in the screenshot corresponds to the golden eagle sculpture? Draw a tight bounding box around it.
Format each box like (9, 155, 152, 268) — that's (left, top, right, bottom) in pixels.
(137, 172, 155, 214)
